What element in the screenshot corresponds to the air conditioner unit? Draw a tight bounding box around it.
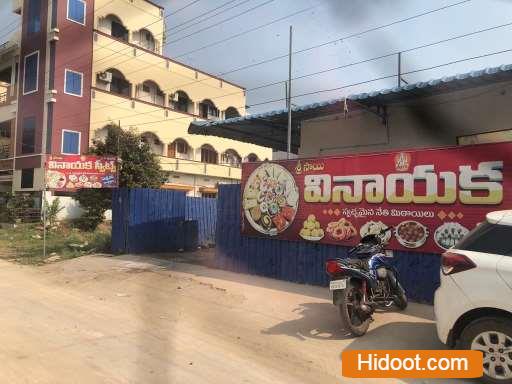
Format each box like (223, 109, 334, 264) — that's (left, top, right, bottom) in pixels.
(98, 72, 112, 82)
(170, 93, 179, 102)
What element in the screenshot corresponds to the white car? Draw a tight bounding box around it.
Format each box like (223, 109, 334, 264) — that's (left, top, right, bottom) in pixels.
(435, 210, 512, 384)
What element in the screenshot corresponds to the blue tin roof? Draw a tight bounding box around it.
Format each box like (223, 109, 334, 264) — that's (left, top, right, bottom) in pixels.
(189, 63, 512, 151)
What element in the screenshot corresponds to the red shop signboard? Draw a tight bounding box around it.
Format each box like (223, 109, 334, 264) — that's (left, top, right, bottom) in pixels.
(45, 155, 118, 191)
(241, 142, 512, 253)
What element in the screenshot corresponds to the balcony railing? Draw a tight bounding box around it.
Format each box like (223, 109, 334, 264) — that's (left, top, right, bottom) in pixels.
(159, 156, 242, 179)
(136, 92, 165, 106)
(0, 144, 10, 159)
(0, 85, 17, 106)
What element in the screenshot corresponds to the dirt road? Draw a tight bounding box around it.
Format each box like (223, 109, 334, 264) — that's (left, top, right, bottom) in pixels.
(0, 254, 472, 384)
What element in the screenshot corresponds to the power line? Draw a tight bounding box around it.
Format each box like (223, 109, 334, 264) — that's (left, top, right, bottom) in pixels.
(54, 18, 512, 124)
(250, 47, 512, 107)
(244, 20, 512, 95)
(173, 4, 318, 58)
(165, 0, 275, 44)
(57, 45, 512, 133)
(93, 0, 283, 70)
(119, 0, 473, 97)
(166, 0, 244, 33)
(0, 23, 22, 45)
(168, 0, 203, 16)
(0, 19, 20, 37)
(50, 0, 481, 126)
(49, 0, 469, 93)
(220, 0, 473, 76)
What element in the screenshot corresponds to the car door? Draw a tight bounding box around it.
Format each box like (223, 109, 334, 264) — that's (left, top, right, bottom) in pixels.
(497, 256, 512, 291)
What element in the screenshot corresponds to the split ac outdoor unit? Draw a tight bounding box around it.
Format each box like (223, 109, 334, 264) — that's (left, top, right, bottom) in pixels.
(98, 72, 112, 82)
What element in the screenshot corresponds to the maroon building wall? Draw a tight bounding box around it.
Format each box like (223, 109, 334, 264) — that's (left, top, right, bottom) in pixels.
(51, 0, 94, 154)
(15, 0, 49, 170)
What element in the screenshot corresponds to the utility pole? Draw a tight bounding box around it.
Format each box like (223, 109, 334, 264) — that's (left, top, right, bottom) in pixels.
(284, 81, 288, 109)
(286, 25, 293, 159)
(42, 158, 47, 260)
(397, 51, 402, 87)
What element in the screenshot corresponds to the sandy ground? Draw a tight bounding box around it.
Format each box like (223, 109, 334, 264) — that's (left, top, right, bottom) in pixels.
(0, 254, 475, 384)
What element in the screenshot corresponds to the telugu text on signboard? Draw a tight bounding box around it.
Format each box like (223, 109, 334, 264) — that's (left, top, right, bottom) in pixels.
(46, 155, 118, 191)
(240, 142, 511, 253)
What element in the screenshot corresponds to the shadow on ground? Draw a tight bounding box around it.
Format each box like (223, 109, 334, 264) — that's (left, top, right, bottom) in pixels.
(113, 252, 434, 321)
(262, 301, 476, 384)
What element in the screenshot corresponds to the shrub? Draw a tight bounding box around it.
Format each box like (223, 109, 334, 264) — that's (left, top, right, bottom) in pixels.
(43, 197, 65, 227)
(73, 123, 165, 231)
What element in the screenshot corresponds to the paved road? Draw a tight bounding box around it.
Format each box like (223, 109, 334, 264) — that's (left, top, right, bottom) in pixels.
(0, 255, 473, 384)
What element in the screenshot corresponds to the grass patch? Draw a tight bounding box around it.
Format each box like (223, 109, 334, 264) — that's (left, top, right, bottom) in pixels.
(0, 222, 111, 265)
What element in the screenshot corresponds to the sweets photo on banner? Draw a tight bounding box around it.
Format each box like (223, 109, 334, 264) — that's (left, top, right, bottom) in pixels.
(45, 155, 119, 191)
(241, 142, 511, 253)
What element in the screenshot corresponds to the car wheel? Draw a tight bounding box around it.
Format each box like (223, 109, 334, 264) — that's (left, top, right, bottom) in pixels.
(460, 317, 512, 384)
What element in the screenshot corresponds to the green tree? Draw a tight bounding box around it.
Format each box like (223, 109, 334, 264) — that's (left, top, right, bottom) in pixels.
(74, 124, 166, 230)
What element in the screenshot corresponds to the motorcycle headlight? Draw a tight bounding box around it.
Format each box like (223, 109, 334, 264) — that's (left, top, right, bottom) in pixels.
(377, 267, 387, 279)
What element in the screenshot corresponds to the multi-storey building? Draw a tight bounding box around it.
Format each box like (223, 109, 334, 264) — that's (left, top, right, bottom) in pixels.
(0, 0, 271, 198)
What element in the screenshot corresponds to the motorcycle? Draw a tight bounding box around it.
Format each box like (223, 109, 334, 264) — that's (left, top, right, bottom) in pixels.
(325, 227, 407, 336)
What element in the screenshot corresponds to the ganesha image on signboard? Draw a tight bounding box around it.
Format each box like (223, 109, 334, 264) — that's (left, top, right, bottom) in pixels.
(243, 163, 299, 236)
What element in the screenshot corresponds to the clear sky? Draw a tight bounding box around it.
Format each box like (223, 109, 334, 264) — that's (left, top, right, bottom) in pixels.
(2, 0, 512, 113)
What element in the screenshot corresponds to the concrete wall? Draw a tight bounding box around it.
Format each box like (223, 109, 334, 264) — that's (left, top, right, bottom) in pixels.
(165, 171, 239, 197)
(300, 81, 512, 157)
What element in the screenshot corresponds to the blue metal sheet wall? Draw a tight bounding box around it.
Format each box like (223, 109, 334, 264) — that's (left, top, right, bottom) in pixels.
(216, 184, 440, 303)
(112, 189, 218, 253)
(185, 197, 217, 247)
(112, 188, 186, 254)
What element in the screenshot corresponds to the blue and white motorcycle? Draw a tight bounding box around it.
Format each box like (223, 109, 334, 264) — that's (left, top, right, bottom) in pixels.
(325, 227, 407, 336)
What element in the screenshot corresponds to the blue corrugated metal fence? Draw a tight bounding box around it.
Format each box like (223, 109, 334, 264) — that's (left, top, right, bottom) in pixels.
(112, 188, 217, 253)
(215, 184, 440, 303)
(185, 196, 217, 247)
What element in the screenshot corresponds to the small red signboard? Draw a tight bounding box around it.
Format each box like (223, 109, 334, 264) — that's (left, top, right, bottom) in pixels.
(241, 142, 512, 253)
(45, 155, 118, 191)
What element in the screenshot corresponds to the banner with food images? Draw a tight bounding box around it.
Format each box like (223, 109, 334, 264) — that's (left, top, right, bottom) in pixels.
(46, 155, 118, 191)
(240, 142, 512, 253)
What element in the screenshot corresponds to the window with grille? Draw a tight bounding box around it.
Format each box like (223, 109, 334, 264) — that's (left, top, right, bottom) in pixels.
(201, 146, 218, 164)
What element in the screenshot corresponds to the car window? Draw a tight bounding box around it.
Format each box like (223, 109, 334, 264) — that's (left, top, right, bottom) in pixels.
(456, 222, 512, 256)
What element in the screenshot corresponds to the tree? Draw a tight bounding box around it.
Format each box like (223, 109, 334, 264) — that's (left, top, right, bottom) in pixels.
(74, 124, 166, 230)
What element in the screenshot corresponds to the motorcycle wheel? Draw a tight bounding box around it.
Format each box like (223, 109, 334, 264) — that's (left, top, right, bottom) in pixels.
(338, 280, 371, 337)
(393, 281, 408, 310)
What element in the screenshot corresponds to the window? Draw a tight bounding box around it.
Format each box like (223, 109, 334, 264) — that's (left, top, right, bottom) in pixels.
(221, 150, 241, 167)
(201, 145, 218, 164)
(64, 69, 83, 97)
(0, 121, 11, 138)
(27, 0, 41, 34)
(202, 192, 217, 199)
(457, 222, 512, 256)
(67, 0, 86, 25)
(21, 117, 36, 154)
(23, 51, 39, 95)
(21, 169, 34, 189)
(171, 91, 190, 113)
(111, 19, 128, 41)
(176, 140, 188, 154)
(247, 153, 259, 162)
(457, 129, 512, 145)
(200, 101, 219, 119)
(225, 107, 240, 119)
(62, 130, 80, 155)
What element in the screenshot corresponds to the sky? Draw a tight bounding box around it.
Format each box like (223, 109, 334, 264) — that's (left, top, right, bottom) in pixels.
(2, 0, 512, 114)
